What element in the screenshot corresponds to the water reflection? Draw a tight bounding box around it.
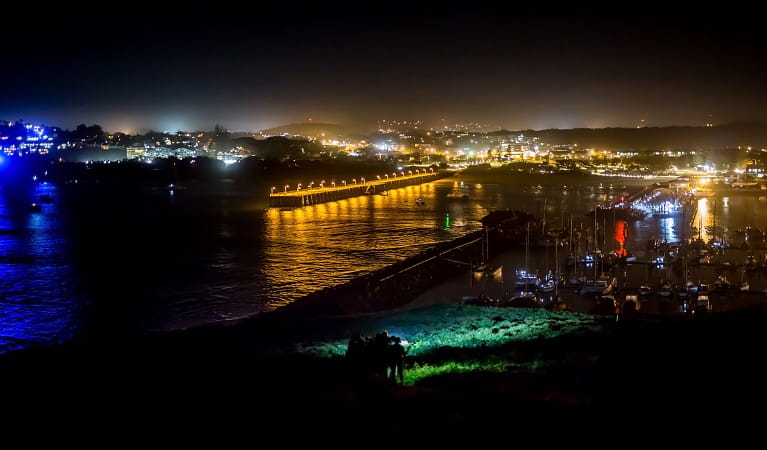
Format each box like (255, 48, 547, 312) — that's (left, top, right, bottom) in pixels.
(0, 182, 82, 353)
(262, 183, 486, 304)
(6, 176, 767, 353)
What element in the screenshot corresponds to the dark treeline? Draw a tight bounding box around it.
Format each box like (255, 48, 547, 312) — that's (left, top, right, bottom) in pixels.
(0, 154, 409, 187)
(507, 122, 767, 150)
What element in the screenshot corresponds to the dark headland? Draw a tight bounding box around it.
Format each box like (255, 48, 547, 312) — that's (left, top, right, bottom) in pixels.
(3, 237, 767, 446)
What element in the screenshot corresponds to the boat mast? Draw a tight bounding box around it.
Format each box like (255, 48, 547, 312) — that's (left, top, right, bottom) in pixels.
(525, 221, 530, 294)
(555, 237, 559, 296)
(593, 203, 598, 283)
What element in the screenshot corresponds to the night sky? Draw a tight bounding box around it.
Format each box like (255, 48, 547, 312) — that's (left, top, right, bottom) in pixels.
(2, 6, 766, 132)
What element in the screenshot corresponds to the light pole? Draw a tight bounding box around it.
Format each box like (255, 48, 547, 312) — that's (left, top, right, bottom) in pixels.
(408, 171, 412, 176)
(284, 184, 289, 192)
(297, 183, 302, 191)
(392, 172, 397, 178)
(271, 186, 276, 194)
(342, 180, 346, 187)
(320, 180, 325, 188)
(352, 178, 357, 185)
(384, 174, 388, 180)
(361, 177, 365, 183)
(332, 181, 336, 188)
(377, 175, 381, 180)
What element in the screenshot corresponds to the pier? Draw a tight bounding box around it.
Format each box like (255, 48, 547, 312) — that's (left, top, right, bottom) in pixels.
(268, 171, 444, 207)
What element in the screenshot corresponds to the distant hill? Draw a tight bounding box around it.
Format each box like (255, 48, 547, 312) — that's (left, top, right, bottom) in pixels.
(259, 122, 361, 140)
(505, 122, 767, 150)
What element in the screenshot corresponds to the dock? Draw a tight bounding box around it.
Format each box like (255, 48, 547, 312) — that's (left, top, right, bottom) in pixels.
(268, 171, 444, 207)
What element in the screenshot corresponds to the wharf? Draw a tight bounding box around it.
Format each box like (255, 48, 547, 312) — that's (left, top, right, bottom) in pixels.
(269, 171, 445, 207)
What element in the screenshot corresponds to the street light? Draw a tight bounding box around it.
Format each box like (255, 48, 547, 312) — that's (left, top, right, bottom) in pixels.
(352, 178, 357, 185)
(429, 167, 434, 173)
(297, 183, 302, 191)
(361, 177, 365, 183)
(332, 181, 336, 188)
(377, 175, 381, 180)
(284, 184, 290, 192)
(400, 171, 405, 176)
(342, 180, 346, 186)
(271, 186, 276, 194)
(320, 180, 325, 188)
(392, 172, 397, 177)
(309, 181, 315, 189)
(384, 174, 389, 180)
(415, 170, 420, 174)
(408, 171, 412, 175)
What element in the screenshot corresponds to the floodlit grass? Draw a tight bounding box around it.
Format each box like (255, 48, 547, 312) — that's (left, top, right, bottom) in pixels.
(403, 360, 510, 385)
(300, 304, 604, 383)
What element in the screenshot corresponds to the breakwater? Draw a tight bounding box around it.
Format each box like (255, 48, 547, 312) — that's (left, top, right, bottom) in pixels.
(271, 210, 537, 317)
(273, 230, 485, 317)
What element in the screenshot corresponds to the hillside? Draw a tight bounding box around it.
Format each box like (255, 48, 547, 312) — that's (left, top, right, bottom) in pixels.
(510, 122, 767, 150)
(259, 122, 361, 140)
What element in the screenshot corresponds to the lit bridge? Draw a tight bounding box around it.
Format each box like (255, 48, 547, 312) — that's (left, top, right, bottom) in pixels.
(269, 171, 444, 207)
(620, 184, 685, 214)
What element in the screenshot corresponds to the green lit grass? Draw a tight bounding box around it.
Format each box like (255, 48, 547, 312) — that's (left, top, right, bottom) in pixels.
(403, 360, 509, 385)
(298, 304, 604, 383)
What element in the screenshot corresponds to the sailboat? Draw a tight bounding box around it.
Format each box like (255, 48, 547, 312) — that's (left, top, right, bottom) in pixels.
(472, 226, 502, 280)
(505, 222, 542, 308)
(447, 181, 469, 199)
(581, 202, 615, 295)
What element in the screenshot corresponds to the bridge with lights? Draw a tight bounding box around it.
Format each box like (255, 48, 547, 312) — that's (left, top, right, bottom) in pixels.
(268, 169, 444, 207)
(621, 184, 687, 215)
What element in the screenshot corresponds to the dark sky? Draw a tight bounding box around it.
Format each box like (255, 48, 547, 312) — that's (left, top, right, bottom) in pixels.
(2, 5, 766, 132)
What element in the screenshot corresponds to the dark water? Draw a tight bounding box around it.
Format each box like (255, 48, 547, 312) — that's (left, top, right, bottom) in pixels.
(2, 175, 763, 353)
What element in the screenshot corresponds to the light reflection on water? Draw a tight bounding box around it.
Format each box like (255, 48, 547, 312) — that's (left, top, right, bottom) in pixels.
(261, 183, 488, 305)
(3, 176, 767, 353)
(0, 182, 82, 353)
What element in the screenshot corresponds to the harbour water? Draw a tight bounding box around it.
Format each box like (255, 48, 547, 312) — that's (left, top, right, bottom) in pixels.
(2, 174, 765, 352)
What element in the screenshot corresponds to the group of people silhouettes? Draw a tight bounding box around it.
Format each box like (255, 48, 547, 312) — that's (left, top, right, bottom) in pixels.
(345, 330, 408, 383)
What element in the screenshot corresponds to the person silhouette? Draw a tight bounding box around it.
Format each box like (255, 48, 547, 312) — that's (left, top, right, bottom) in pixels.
(388, 336, 407, 384)
(346, 331, 366, 373)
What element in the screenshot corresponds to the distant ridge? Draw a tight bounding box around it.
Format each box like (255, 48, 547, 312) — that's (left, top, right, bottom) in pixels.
(259, 122, 356, 139)
(499, 122, 767, 149)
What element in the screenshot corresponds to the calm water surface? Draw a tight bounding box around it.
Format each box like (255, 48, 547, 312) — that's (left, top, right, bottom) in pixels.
(2, 175, 762, 352)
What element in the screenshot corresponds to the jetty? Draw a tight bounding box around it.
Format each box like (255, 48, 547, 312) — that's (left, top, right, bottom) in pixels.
(269, 171, 445, 207)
